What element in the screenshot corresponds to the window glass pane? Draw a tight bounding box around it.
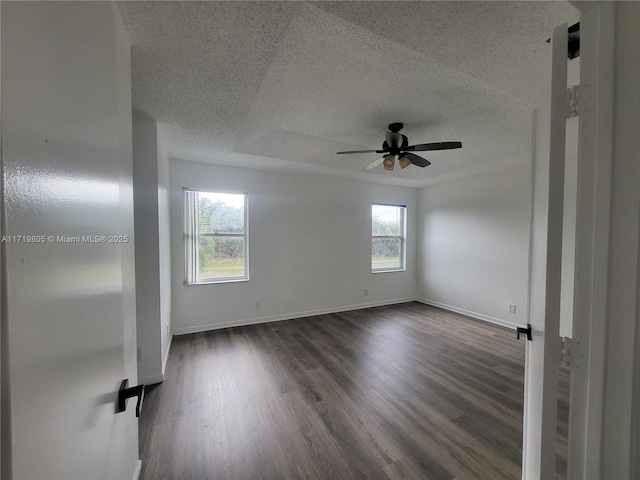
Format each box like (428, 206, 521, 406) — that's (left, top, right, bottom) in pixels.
(198, 192, 245, 234)
(372, 204, 402, 236)
(199, 236, 245, 280)
(372, 238, 401, 269)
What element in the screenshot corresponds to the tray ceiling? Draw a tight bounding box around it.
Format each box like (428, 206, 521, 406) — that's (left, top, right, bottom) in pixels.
(118, 1, 579, 187)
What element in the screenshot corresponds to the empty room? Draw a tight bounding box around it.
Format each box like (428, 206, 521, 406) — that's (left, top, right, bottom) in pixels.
(2, 2, 639, 480)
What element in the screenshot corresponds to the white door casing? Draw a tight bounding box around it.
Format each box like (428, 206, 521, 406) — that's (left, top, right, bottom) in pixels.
(567, 4, 614, 478)
(522, 23, 568, 480)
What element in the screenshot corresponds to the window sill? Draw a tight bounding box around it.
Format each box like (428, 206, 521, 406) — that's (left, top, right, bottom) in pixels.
(185, 277, 249, 285)
(371, 269, 406, 274)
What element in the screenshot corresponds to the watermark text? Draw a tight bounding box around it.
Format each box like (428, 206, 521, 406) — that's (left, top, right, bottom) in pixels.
(1, 235, 129, 244)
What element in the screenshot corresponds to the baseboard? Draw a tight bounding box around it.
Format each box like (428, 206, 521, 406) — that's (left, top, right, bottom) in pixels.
(139, 335, 173, 386)
(173, 297, 416, 335)
(162, 334, 172, 376)
(416, 298, 520, 330)
(140, 373, 164, 386)
(132, 460, 142, 480)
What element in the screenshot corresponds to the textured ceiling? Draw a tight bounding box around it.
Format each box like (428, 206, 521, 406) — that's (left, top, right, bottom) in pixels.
(117, 1, 579, 187)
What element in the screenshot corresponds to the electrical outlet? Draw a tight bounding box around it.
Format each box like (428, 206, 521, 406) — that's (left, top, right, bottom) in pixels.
(255, 299, 261, 308)
(166, 325, 169, 336)
(137, 346, 143, 361)
(364, 288, 369, 296)
(509, 304, 517, 314)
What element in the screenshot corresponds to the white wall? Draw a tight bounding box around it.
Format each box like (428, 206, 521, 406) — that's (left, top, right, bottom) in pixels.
(417, 166, 531, 327)
(133, 113, 172, 385)
(157, 128, 172, 370)
(1, 2, 139, 479)
(602, 2, 640, 477)
(133, 112, 163, 384)
(170, 160, 418, 334)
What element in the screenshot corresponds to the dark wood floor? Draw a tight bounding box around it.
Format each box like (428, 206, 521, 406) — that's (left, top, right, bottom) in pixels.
(555, 366, 571, 480)
(139, 302, 561, 479)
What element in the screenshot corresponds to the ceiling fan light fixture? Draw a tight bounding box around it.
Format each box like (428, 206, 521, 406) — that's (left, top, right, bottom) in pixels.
(336, 123, 462, 172)
(398, 155, 411, 169)
(383, 154, 395, 171)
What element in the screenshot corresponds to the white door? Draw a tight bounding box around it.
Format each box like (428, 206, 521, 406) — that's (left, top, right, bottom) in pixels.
(1, 3, 140, 479)
(522, 23, 569, 480)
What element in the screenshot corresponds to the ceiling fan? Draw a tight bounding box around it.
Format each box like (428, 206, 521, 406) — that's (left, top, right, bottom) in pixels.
(336, 123, 462, 171)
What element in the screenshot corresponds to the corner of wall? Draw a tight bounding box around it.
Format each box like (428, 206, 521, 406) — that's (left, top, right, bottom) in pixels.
(415, 168, 531, 327)
(156, 126, 172, 366)
(132, 113, 164, 386)
(162, 334, 173, 377)
(132, 459, 142, 480)
(416, 298, 519, 330)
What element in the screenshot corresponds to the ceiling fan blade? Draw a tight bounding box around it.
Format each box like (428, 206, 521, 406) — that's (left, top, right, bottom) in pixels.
(363, 156, 385, 170)
(405, 152, 431, 168)
(405, 141, 462, 152)
(386, 132, 402, 149)
(337, 149, 385, 154)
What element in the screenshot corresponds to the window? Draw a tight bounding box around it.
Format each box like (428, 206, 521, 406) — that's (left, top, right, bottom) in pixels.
(184, 189, 248, 284)
(372, 204, 406, 272)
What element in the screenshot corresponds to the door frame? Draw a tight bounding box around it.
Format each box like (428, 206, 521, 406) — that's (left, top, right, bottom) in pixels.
(566, 3, 614, 479)
(522, 22, 568, 480)
(523, 3, 615, 478)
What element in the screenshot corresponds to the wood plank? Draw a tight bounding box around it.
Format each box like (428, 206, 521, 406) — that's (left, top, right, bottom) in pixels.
(138, 302, 565, 479)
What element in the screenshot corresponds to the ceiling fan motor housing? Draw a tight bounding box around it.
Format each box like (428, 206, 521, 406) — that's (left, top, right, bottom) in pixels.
(382, 134, 408, 153)
(388, 122, 404, 133)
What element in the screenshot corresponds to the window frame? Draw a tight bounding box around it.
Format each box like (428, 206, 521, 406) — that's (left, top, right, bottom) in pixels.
(183, 188, 249, 285)
(371, 203, 407, 273)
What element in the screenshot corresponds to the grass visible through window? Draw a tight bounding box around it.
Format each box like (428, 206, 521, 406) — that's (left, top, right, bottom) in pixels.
(199, 259, 245, 279)
(372, 256, 401, 269)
